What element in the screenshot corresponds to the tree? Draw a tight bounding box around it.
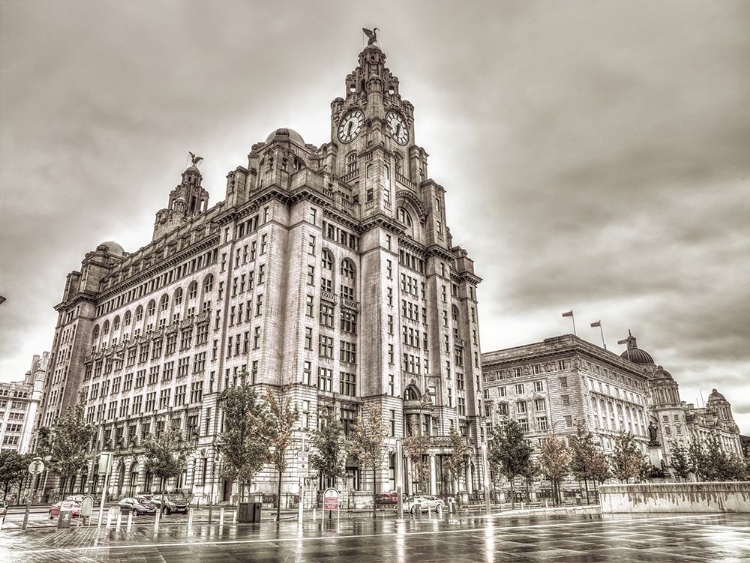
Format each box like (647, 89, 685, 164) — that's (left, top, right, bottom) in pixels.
(611, 432, 645, 483)
(488, 418, 533, 509)
(348, 402, 389, 518)
(37, 390, 96, 494)
(442, 427, 469, 495)
(141, 428, 191, 493)
(520, 457, 541, 503)
(402, 419, 431, 494)
(220, 381, 272, 502)
(0, 450, 31, 503)
(309, 408, 347, 486)
(265, 389, 299, 522)
(569, 423, 598, 504)
(589, 448, 610, 497)
(690, 437, 748, 481)
(669, 441, 691, 482)
(539, 435, 571, 506)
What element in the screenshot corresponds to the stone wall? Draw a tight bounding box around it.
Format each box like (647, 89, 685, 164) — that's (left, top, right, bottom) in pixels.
(599, 482, 750, 513)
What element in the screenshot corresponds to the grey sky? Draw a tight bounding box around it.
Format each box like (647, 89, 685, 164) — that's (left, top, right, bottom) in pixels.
(1, 1, 748, 431)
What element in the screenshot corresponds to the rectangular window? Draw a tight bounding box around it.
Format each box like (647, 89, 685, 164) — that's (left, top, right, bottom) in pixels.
(317, 367, 332, 392)
(306, 295, 314, 317)
(535, 398, 546, 412)
(339, 341, 357, 364)
(305, 327, 313, 350)
(561, 395, 570, 406)
(516, 401, 527, 415)
(534, 380, 544, 392)
(319, 335, 334, 358)
(340, 372, 356, 396)
(302, 361, 311, 385)
(319, 303, 335, 327)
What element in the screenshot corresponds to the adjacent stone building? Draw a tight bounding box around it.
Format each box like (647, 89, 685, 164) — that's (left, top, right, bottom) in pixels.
(1, 353, 47, 454)
(482, 331, 742, 484)
(34, 40, 484, 502)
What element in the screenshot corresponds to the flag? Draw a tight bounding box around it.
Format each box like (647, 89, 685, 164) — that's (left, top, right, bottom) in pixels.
(562, 311, 573, 318)
(591, 321, 601, 328)
(617, 338, 628, 345)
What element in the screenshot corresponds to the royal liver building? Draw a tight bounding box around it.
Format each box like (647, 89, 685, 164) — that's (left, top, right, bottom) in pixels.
(35, 38, 484, 503)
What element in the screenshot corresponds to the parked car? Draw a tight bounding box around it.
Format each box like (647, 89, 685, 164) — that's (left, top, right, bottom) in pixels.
(118, 496, 157, 516)
(150, 493, 189, 515)
(403, 495, 444, 514)
(375, 491, 400, 505)
(49, 499, 81, 519)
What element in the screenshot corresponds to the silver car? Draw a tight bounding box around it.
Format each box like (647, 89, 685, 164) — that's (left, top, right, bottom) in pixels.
(403, 495, 444, 514)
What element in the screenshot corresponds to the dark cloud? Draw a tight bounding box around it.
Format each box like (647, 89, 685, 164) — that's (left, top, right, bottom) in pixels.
(1, 0, 748, 431)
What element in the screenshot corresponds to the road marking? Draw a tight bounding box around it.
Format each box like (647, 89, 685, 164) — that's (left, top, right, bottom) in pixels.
(15, 513, 741, 556)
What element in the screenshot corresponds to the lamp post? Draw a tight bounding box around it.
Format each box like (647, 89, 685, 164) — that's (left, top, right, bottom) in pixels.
(481, 443, 491, 516)
(396, 438, 404, 520)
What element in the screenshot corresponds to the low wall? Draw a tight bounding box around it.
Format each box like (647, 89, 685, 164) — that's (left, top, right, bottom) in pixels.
(599, 482, 750, 513)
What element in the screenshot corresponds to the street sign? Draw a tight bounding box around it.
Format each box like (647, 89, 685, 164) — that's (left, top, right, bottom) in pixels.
(323, 488, 339, 511)
(297, 453, 308, 476)
(28, 458, 44, 475)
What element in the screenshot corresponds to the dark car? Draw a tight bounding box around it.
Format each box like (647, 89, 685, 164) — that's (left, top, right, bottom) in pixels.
(151, 493, 189, 515)
(118, 496, 157, 516)
(375, 491, 400, 505)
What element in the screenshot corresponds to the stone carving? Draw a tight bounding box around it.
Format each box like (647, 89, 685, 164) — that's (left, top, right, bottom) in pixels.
(362, 27, 379, 46)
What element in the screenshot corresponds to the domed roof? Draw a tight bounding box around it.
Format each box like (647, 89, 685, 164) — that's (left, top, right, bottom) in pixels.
(184, 165, 201, 174)
(707, 389, 726, 402)
(97, 241, 125, 257)
(619, 331, 655, 365)
(265, 128, 305, 145)
(652, 365, 673, 380)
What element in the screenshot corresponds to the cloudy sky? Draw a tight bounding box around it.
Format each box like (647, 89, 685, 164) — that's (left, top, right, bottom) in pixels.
(1, 1, 748, 432)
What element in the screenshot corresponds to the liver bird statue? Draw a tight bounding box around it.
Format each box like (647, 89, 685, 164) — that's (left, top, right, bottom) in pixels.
(362, 27, 379, 46)
(188, 151, 203, 166)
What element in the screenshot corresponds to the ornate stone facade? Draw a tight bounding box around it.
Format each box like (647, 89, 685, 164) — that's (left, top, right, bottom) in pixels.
(34, 41, 485, 502)
(1, 352, 47, 455)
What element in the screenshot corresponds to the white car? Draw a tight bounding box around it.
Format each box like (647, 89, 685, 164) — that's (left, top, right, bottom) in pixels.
(403, 495, 444, 514)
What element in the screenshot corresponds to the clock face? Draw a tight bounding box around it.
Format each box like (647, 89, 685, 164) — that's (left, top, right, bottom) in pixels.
(386, 111, 409, 145)
(338, 109, 365, 143)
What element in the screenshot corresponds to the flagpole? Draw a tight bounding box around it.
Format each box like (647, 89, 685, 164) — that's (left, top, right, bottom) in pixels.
(572, 314, 576, 336)
(599, 324, 606, 350)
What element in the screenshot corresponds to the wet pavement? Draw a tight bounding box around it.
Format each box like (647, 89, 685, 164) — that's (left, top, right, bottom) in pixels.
(1, 512, 748, 562)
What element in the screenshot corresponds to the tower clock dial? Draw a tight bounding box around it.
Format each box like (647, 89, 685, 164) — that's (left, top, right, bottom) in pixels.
(386, 111, 409, 145)
(337, 109, 365, 143)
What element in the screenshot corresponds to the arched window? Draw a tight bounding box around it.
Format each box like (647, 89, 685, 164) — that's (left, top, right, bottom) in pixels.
(174, 288, 183, 306)
(366, 163, 373, 179)
(92, 325, 100, 341)
(384, 164, 390, 179)
(147, 300, 156, 317)
(159, 294, 169, 311)
(113, 316, 120, 332)
(321, 249, 334, 293)
(135, 305, 144, 322)
(321, 249, 333, 271)
(404, 386, 420, 401)
(188, 281, 198, 300)
(203, 274, 214, 293)
(397, 207, 413, 227)
(102, 320, 110, 335)
(123, 310, 132, 326)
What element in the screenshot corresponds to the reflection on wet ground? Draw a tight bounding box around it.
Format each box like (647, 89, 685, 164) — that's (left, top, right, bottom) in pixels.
(1, 511, 748, 562)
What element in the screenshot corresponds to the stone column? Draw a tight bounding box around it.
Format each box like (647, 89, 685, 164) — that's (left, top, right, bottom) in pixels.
(429, 455, 437, 495)
(465, 462, 473, 494)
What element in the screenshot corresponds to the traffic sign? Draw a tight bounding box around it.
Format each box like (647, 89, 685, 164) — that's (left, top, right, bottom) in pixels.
(323, 488, 339, 511)
(28, 458, 44, 475)
(298, 453, 308, 476)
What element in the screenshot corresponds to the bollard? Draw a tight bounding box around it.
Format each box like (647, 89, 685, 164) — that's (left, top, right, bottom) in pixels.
(154, 508, 161, 533)
(116, 513, 122, 530)
(187, 508, 194, 531)
(545, 500, 548, 509)
(521, 501, 524, 511)
(313, 507, 316, 521)
(233, 509, 237, 525)
(219, 507, 225, 528)
(106, 509, 113, 528)
(21, 502, 31, 531)
(427, 505, 432, 519)
(127, 511, 133, 529)
(208, 503, 213, 524)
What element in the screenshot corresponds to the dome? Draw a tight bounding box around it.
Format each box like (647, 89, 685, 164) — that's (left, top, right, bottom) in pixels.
(652, 365, 673, 380)
(265, 128, 305, 146)
(184, 165, 201, 174)
(97, 241, 125, 257)
(620, 348, 654, 365)
(707, 389, 726, 402)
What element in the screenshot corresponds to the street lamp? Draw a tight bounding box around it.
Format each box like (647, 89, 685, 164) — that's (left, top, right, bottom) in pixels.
(481, 443, 491, 516)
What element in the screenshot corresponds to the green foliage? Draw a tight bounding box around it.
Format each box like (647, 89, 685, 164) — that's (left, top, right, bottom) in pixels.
(348, 402, 389, 517)
(539, 435, 571, 480)
(488, 418, 533, 507)
(39, 390, 96, 482)
(402, 419, 431, 493)
(309, 408, 347, 483)
(689, 437, 747, 481)
(442, 427, 469, 494)
(589, 448, 610, 483)
(0, 450, 32, 501)
(611, 432, 645, 483)
(265, 389, 299, 476)
(141, 428, 192, 489)
(669, 441, 692, 481)
(219, 381, 273, 493)
(569, 423, 598, 481)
